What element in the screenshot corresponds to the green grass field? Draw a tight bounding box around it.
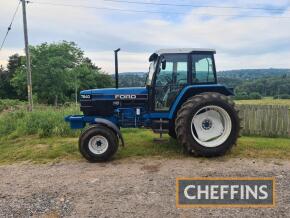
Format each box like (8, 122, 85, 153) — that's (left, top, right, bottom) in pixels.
(0, 98, 289, 164)
(0, 129, 289, 164)
(235, 98, 290, 106)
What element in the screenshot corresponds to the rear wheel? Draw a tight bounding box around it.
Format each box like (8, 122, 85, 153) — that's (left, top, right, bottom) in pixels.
(168, 122, 177, 139)
(79, 125, 119, 162)
(175, 92, 240, 157)
(168, 130, 177, 139)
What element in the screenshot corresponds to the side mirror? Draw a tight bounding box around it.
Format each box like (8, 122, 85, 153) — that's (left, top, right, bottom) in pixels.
(161, 59, 166, 70)
(149, 53, 158, 62)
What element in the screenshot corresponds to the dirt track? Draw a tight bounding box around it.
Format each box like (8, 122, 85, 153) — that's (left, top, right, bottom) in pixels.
(0, 157, 289, 217)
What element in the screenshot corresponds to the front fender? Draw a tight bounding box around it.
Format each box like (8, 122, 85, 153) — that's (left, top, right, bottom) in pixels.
(65, 115, 124, 146)
(94, 118, 125, 147)
(168, 84, 233, 119)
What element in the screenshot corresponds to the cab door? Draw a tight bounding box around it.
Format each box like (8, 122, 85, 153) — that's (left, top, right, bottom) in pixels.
(153, 54, 188, 111)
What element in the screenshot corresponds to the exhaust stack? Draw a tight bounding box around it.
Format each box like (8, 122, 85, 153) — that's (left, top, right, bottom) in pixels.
(114, 48, 120, 89)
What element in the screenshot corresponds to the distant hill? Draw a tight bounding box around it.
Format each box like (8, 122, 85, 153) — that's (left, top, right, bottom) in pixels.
(115, 72, 147, 87)
(118, 72, 146, 76)
(115, 69, 290, 98)
(218, 68, 290, 80)
(117, 69, 290, 80)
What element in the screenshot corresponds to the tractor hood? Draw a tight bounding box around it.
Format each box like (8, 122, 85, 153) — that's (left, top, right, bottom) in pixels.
(80, 87, 148, 101)
(79, 87, 148, 116)
(81, 87, 147, 95)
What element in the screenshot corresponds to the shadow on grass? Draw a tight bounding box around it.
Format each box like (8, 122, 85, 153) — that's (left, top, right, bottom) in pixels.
(116, 129, 184, 159)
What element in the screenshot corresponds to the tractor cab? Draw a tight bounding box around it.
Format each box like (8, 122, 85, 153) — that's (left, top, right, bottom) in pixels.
(146, 48, 217, 112)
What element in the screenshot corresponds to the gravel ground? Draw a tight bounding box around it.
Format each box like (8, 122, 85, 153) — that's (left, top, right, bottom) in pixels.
(0, 157, 289, 218)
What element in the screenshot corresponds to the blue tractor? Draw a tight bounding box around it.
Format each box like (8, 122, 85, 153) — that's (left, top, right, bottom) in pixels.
(65, 48, 240, 162)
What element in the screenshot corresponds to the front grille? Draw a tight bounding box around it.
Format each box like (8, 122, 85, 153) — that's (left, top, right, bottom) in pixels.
(80, 100, 114, 116)
(80, 100, 92, 106)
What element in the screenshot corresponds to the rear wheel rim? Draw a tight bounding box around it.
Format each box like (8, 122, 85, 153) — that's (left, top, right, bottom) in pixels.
(88, 135, 109, 154)
(191, 105, 232, 148)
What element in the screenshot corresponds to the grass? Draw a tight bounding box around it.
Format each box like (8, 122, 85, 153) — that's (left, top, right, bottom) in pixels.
(0, 99, 289, 164)
(0, 99, 27, 113)
(0, 129, 289, 164)
(0, 105, 81, 139)
(235, 98, 290, 106)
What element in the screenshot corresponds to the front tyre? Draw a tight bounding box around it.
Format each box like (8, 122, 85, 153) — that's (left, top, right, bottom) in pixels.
(175, 92, 240, 157)
(79, 125, 119, 162)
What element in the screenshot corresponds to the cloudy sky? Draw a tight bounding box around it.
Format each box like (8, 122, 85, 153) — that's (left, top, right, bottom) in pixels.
(0, 0, 289, 73)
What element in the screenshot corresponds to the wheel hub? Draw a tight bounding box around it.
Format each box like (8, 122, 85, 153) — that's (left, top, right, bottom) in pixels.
(88, 135, 109, 155)
(202, 119, 212, 130)
(191, 105, 232, 148)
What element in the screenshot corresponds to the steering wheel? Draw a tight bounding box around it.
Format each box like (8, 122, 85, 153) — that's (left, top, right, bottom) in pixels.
(164, 75, 172, 84)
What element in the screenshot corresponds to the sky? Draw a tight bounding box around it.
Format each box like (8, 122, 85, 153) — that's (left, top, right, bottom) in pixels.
(0, 0, 290, 73)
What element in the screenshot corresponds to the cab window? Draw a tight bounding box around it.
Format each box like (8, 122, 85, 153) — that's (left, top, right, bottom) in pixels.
(154, 54, 188, 110)
(192, 54, 215, 83)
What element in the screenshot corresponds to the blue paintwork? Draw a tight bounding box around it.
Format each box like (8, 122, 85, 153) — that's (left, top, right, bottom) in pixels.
(81, 87, 147, 95)
(67, 84, 233, 129)
(168, 84, 233, 119)
(81, 87, 148, 100)
(144, 84, 233, 120)
(65, 115, 118, 129)
(143, 112, 169, 119)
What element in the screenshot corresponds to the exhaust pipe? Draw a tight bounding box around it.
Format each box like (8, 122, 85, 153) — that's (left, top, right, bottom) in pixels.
(114, 48, 120, 89)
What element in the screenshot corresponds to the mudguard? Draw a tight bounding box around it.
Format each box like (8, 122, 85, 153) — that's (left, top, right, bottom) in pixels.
(169, 84, 234, 119)
(94, 118, 125, 147)
(65, 115, 125, 146)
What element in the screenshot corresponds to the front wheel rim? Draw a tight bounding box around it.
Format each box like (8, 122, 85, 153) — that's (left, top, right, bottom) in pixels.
(88, 135, 109, 155)
(191, 105, 232, 148)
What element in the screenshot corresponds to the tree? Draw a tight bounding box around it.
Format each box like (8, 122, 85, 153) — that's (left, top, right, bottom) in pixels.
(9, 41, 113, 105)
(249, 92, 262, 99)
(0, 54, 22, 99)
(0, 65, 7, 98)
(69, 63, 113, 102)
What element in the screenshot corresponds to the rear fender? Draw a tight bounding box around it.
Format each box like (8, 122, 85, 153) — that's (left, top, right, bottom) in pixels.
(169, 84, 233, 119)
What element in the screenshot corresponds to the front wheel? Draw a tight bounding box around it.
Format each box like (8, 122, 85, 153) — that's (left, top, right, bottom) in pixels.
(79, 125, 119, 162)
(175, 92, 240, 157)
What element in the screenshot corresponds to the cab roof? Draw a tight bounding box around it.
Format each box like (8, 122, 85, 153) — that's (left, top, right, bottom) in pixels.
(155, 48, 216, 54)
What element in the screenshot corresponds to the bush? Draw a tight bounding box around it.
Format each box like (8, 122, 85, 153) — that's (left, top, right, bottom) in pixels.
(0, 99, 26, 112)
(273, 94, 290, 99)
(235, 92, 262, 100)
(249, 92, 262, 99)
(0, 105, 81, 138)
(234, 92, 249, 100)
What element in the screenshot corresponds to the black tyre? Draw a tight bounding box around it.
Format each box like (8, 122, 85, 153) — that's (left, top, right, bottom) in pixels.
(79, 125, 119, 162)
(168, 120, 177, 139)
(175, 92, 240, 157)
(168, 130, 177, 139)
(168, 127, 177, 139)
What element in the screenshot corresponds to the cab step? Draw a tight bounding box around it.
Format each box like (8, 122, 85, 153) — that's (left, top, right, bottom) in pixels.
(152, 118, 169, 140)
(153, 129, 169, 134)
(152, 119, 169, 124)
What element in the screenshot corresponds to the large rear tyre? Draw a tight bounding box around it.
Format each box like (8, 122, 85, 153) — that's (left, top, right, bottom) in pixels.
(175, 92, 240, 157)
(168, 127, 177, 139)
(79, 125, 119, 162)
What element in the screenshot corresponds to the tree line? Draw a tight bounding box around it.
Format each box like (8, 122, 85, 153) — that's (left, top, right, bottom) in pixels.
(1, 41, 289, 103)
(117, 73, 147, 88)
(0, 41, 113, 105)
(118, 72, 290, 100)
(218, 75, 290, 99)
